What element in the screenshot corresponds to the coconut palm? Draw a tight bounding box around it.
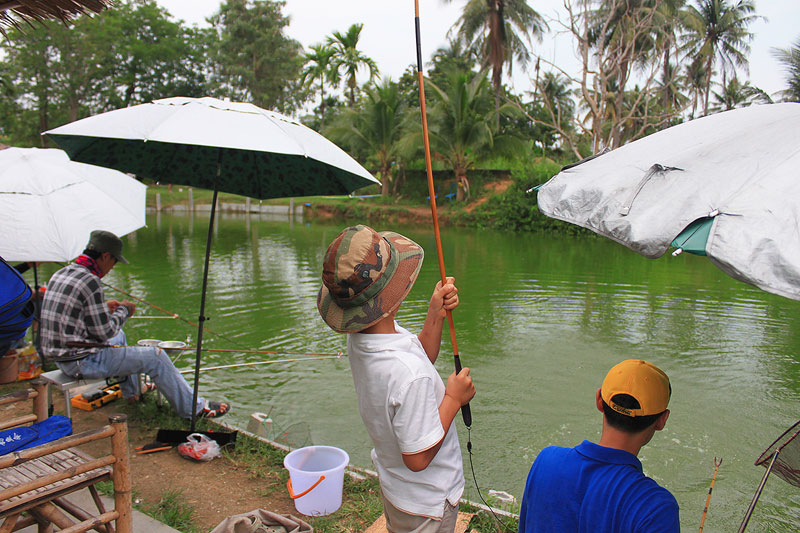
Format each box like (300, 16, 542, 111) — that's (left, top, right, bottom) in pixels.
(771, 37, 800, 103)
(710, 77, 771, 112)
(406, 70, 526, 201)
(681, 0, 760, 115)
(443, 0, 547, 121)
(325, 80, 407, 197)
(327, 23, 379, 107)
(300, 44, 336, 124)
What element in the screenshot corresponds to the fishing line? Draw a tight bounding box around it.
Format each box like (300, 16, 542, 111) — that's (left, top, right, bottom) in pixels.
(178, 354, 344, 374)
(414, 2, 507, 528)
(66, 341, 342, 357)
(100, 278, 248, 348)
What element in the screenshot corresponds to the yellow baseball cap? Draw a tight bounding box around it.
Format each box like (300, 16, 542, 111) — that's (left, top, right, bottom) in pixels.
(601, 360, 670, 417)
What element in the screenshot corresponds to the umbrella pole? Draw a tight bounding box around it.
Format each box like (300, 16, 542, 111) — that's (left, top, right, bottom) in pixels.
(190, 183, 219, 431)
(414, 0, 470, 428)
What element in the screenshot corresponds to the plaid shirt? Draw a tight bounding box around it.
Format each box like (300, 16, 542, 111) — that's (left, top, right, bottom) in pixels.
(40, 263, 129, 362)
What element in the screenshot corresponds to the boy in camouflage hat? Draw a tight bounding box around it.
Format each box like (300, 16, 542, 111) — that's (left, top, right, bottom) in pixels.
(318, 225, 475, 532)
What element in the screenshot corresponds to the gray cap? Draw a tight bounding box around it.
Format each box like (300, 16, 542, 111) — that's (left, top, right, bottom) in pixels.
(86, 230, 129, 264)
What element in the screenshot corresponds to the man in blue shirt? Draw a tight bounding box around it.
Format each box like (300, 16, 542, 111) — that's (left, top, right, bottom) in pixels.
(519, 360, 679, 532)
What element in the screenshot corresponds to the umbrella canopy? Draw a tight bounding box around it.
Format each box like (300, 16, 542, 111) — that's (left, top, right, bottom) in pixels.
(537, 103, 800, 301)
(0, 147, 146, 262)
(45, 96, 379, 431)
(45, 96, 379, 198)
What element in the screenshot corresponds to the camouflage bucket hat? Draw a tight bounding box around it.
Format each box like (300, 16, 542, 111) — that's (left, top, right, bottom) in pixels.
(317, 225, 424, 333)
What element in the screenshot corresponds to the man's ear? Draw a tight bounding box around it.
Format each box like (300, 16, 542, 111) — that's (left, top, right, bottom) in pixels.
(654, 409, 670, 431)
(596, 388, 604, 413)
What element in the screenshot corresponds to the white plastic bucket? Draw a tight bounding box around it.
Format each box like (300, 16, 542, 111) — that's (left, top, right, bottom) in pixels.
(283, 445, 349, 516)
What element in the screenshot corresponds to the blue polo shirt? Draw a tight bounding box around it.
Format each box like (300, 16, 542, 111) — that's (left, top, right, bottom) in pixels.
(518, 441, 680, 532)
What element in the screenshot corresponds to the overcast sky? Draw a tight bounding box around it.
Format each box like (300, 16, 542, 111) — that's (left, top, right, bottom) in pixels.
(157, 0, 799, 99)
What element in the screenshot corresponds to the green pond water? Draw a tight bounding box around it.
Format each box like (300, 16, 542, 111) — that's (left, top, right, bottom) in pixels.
(34, 212, 800, 531)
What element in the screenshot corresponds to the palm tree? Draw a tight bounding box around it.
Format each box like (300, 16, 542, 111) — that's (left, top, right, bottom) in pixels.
(684, 56, 707, 118)
(771, 37, 800, 102)
(406, 70, 526, 201)
(327, 23, 379, 107)
(444, 0, 547, 122)
(300, 44, 336, 124)
(681, 0, 760, 115)
(325, 80, 407, 196)
(710, 77, 771, 111)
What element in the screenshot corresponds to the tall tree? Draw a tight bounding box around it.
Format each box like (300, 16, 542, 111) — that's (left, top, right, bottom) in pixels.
(300, 44, 337, 124)
(444, 0, 547, 120)
(95, 0, 213, 109)
(0, 0, 213, 146)
(681, 0, 760, 115)
(710, 77, 771, 111)
(327, 23, 379, 107)
(558, 0, 671, 152)
(771, 37, 800, 103)
(405, 70, 526, 201)
(210, 0, 304, 113)
(325, 80, 407, 196)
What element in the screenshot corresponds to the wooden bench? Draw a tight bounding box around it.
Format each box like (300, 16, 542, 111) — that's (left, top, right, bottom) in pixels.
(0, 380, 132, 532)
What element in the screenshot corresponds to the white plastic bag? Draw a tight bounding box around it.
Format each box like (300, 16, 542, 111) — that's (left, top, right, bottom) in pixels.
(177, 433, 221, 461)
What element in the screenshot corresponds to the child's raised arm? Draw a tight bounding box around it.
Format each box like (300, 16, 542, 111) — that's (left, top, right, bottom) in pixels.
(418, 277, 458, 363)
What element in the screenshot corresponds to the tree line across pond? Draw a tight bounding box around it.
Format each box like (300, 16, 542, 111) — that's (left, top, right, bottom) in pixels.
(2, 0, 799, 201)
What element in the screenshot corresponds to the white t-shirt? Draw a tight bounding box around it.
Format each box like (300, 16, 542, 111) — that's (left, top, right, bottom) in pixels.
(347, 323, 464, 518)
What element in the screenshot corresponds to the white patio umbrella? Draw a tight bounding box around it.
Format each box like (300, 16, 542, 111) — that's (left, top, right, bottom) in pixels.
(0, 147, 146, 263)
(44, 96, 380, 430)
(537, 103, 800, 301)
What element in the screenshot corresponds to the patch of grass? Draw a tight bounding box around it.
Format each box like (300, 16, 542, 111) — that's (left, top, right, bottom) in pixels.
(306, 475, 383, 532)
(462, 495, 520, 533)
(142, 489, 199, 533)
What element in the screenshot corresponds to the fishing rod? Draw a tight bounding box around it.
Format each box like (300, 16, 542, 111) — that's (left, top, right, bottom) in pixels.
(65, 341, 342, 357)
(413, 0, 471, 430)
(699, 457, 722, 533)
(178, 355, 343, 375)
(413, 3, 508, 529)
(100, 279, 247, 348)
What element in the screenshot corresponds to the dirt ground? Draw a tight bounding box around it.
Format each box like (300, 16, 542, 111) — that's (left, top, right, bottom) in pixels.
(0, 389, 300, 532)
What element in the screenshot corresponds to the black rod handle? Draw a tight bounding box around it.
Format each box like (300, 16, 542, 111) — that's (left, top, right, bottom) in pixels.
(453, 354, 472, 427)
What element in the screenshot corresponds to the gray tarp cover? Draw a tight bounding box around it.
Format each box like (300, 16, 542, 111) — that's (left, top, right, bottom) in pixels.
(210, 509, 313, 533)
(537, 103, 800, 301)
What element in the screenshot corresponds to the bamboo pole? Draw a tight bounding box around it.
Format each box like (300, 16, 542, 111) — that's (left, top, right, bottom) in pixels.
(56, 512, 119, 533)
(0, 426, 114, 468)
(33, 378, 47, 422)
(109, 414, 132, 533)
(0, 414, 37, 431)
(0, 455, 114, 501)
(52, 497, 110, 533)
(31, 501, 77, 530)
(0, 513, 19, 533)
(0, 387, 37, 406)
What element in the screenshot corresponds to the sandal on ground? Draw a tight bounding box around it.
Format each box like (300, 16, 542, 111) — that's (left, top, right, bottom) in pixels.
(128, 382, 157, 403)
(199, 400, 230, 418)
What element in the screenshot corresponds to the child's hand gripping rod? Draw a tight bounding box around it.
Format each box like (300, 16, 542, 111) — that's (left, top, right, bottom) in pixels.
(414, 0, 471, 428)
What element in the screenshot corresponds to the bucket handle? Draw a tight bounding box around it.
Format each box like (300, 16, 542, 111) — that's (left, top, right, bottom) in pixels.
(287, 475, 326, 499)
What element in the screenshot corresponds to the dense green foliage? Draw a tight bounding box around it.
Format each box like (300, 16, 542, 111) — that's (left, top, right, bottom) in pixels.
(1, 0, 792, 230)
(0, 0, 302, 145)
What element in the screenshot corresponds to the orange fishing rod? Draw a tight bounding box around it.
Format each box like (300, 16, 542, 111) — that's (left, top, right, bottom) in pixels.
(414, 0, 471, 428)
(699, 457, 722, 533)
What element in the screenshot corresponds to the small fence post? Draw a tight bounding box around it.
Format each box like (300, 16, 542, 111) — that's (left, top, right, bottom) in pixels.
(109, 414, 132, 533)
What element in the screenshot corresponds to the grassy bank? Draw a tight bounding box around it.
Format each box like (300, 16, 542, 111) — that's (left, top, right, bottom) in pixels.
(144, 158, 585, 235)
(0, 376, 518, 532)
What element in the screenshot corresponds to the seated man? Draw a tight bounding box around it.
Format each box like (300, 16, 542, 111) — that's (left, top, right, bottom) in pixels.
(519, 359, 679, 532)
(40, 230, 229, 419)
